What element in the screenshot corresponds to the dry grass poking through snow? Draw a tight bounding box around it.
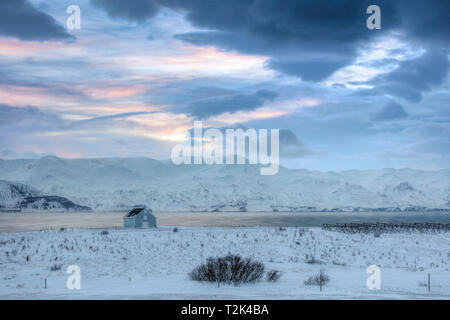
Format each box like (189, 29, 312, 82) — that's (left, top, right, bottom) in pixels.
(1, 226, 449, 282)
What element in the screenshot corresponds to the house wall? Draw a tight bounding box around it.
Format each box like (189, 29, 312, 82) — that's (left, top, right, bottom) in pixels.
(143, 211, 156, 227)
(137, 210, 156, 228)
(123, 209, 156, 228)
(123, 217, 135, 228)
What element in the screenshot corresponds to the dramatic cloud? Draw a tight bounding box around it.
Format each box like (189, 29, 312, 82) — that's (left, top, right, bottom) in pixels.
(181, 90, 278, 119)
(372, 101, 408, 121)
(0, 0, 74, 41)
(368, 51, 450, 103)
(91, 0, 449, 83)
(398, 0, 450, 45)
(0, 104, 62, 128)
(91, 0, 160, 23)
(0, 0, 449, 170)
(167, 0, 399, 81)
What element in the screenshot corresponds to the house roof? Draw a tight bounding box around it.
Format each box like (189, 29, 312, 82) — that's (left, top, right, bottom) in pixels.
(126, 207, 145, 217)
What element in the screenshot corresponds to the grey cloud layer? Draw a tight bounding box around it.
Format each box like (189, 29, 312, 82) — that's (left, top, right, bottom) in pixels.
(180, 90, 278, 119)
(0, 0, 74, 41)
(367, 51, 450, 103)
(0, 104, 62, 128)
(92, 0, 160, 23)
(372, 101, 408, 121)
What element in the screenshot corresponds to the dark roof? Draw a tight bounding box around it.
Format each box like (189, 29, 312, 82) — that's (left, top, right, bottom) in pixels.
(126, 207, 144, 217)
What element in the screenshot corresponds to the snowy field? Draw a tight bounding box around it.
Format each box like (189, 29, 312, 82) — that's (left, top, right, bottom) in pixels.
(0, 226, 449, 299)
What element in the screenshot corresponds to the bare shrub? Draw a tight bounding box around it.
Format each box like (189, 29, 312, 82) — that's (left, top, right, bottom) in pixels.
(305, 256, 323, 265)
(50, 264, 62, 271)
(323, 222, 450, 234)
(304, 269, 330, 287)
(100, 230, 109, 236)
(266, 270, 281, 282)
(189, 254, 265, 285)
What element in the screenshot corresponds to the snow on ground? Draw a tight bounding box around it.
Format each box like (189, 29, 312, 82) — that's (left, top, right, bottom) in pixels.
(0, 226, 449, 299)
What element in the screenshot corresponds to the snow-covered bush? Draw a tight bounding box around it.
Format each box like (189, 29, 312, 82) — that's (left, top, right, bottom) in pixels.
(50, 263, 62, 271)
(304, 269, 329, 287)
(189, 254, 265, 285)
(266, 270, 281, 282)
(322, 222, 450, 234)
(305, 256, 323, 264)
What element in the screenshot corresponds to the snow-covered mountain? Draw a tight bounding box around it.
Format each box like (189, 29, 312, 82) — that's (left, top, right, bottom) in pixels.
(0, 180, 91, 211)
(0, 156, 449, 212)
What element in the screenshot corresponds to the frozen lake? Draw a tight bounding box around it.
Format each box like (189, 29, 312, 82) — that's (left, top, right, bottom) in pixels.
(0, 211, 449, 232)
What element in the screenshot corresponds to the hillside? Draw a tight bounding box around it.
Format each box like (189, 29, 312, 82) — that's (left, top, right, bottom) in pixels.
(0, 180, 91, 212)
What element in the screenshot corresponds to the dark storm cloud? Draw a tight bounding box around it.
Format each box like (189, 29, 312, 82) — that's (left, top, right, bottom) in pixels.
(91, 0, 449, 83)
(91, 0, 160, 23)
(181, 90, 278, 119)
(367, 51, 450, 103)
(268, 58, 351, 82)
(167, 0, 399, 81)
(0, 0, 74, 41)
(398, 0, 450, 45)
(372, 101, 408, 121)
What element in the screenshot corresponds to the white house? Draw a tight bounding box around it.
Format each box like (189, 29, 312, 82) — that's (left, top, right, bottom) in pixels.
(123, 207, 156, 228)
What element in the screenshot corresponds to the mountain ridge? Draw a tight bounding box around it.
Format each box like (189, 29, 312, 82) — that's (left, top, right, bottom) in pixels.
(0, 156, 449, 212)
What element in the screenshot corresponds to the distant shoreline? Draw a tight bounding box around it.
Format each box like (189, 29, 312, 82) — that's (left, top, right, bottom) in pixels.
(0, 211, 448, 233)
(1, 209, 450, 214)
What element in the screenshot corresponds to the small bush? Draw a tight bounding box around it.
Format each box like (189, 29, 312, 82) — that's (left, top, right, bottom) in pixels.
(50, 264, 62, 271)
(304, 269, 330, 287)
(322, 222, 450, 234)
(305, 256, 323, 265)
(173, 227, 179, 232)
(266, 270, 281, 282)
(189, 254, 265, 285)
(100, 230, 109, 235)
(418, 282, 428, 287)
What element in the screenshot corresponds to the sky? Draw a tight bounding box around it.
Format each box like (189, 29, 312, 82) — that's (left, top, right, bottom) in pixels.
(0, 0, 449, 171)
